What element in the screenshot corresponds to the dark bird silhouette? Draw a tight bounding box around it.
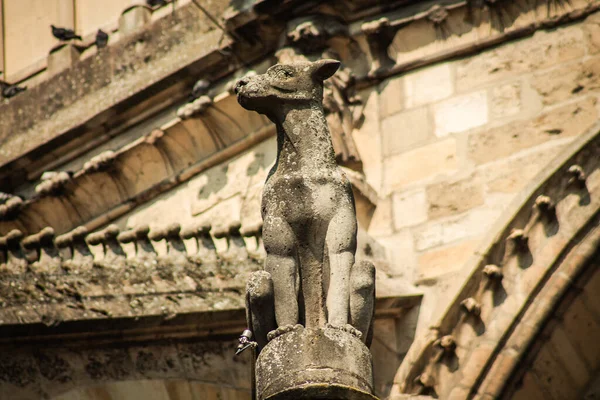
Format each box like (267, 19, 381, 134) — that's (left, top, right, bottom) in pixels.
(189, 79, 210, 101)
(146, 0, 167, 7)
(95, 29, 109, 48)
(51, 25, 82, 41)
(0, 81, 27, 99)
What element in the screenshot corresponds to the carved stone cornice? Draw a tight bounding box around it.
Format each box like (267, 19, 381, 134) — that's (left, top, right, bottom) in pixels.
(0, 93, 273, 235)
(396, 121, 600, 398)
(353, 0, 600, 86)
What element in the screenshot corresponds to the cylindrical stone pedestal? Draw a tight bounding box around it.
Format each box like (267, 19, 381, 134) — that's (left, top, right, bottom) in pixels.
(256, 326, 379, 400)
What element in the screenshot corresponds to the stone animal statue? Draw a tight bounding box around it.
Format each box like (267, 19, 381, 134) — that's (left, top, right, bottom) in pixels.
(235, 60, 375, 352)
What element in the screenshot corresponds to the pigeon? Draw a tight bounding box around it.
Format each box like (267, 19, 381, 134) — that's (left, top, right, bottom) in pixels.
(146, 0, 167, 7)
(0, 81, 27, 99)
(189, 79, 210, 101)
(95, 29, 109, 48)
(51, 25, 82, 41)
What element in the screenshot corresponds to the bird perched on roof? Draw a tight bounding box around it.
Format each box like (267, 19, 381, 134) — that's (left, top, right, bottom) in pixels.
(95, 29, 109, 48)
(189, 79, 210, 101)
(0, 81, 26, 99)
(51, 25, 82, 41)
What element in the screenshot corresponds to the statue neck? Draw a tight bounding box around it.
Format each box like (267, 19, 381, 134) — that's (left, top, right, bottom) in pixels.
(275, 103, 336, 172)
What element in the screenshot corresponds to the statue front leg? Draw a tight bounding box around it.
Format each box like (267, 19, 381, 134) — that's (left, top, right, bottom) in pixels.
(325, 206, 357, 330)
(262, 214, 300, 340)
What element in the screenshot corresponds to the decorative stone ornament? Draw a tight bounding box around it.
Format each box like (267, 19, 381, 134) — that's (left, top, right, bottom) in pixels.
(235, 60, 377, 400)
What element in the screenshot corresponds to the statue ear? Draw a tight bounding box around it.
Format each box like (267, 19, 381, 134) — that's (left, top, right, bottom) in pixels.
(312, 59, 341, 81)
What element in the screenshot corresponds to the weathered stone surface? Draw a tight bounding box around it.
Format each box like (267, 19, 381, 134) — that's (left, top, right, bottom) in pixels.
(468, 98, 597, 165)
(236, 61, 375, 346)
(392, 189, 428, 229)
(368, 196, 394, 236)
(456, 25, 585, 90)
(353, 88, 382, 191)
(479, 142, 568, 193)
(382, 107, 432, 156)
(491, 83, 521, 119)
(255, 327, 375, 400)
(404, 63, 453, 108)
(584, 12, 600, 54)
(417, 239, 479, 281)
(378, 75, 404, 118)
(413, 207, 502, 251)
(374, 230, 417, 279)
(433, 91, 488, 137)
(532, 57, 600, 105)
(426, 175, 483, 219)
(383, 138, 458, 192)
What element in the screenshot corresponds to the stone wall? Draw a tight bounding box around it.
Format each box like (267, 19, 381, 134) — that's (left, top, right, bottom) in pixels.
(355, 15, 600, 333)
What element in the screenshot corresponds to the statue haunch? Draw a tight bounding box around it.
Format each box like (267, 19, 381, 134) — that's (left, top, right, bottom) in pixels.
(236, 60, 375, 350)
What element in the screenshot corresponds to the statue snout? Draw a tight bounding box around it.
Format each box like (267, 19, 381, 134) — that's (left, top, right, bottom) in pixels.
(234, 78, 248, 95)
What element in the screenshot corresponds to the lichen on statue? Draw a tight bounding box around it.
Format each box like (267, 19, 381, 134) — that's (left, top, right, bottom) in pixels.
(235, 59, 375, 353)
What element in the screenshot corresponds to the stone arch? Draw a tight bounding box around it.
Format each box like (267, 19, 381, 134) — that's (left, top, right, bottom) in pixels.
(395, 120, 600, 399)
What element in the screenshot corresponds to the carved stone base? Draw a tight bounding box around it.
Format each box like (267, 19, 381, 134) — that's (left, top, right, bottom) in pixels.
(256, 326, 378, 400)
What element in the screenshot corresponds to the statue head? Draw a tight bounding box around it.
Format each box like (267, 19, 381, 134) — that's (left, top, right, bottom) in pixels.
(235, 59, 340, 119)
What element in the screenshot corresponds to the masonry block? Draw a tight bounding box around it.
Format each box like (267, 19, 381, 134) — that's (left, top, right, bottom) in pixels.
(404, 63, 453, 108)
(468, 98, 597, 165)
(413, 208, 502, 251)
(491, 83, 521, 119)
(383, 138, 457, 192)
(434, 91, 488, 137)
(426, 175, 484, 219)
(417, 238, 479, 281)
(456, 25, 585, 90)
(584, 12, 600, 54)
(379, 75, 404, 118)
(382, 106, 431, 156)
(392, 189, 428, 229)
(532, 57, 600, 105)
(47, 44, 82, 77)
(119, 5, 152, 36)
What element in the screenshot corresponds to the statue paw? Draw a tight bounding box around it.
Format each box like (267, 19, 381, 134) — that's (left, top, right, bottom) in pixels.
(325, 323, 363, 339)
(267, 324, 302, 341)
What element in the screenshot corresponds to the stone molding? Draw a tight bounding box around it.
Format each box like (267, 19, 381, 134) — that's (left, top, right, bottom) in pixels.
(395, 121, 600, 398)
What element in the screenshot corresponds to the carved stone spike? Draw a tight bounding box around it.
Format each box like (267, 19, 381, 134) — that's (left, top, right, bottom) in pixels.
(87, 224, 126, 267)
(119, 225, 156, 258)
(285, 14, 349, 54)
(82, 150, 116, 173)
(427, 5, 449, 24)
(240, 221, 266, 261)
(432, 335, 456, 362)
(4, 229, 27, 273)
(506, 229, 529, 254)
(567, 164, 586, 188)
(150, 223, 187, 260)
(236, 60, 376, 399)
(189, 223, 218, 266)
(176, 95, 212, 120)
(414, 372, 436, 395)
(482, 264, 503, 281)
(24, 227, 61, 273)
(361, 17, 395, 77)
(35, 171, 71, 197)
(460, 297, 482, 317)
(0, 196, 23, 220)
(215, 221, 248, 263)
(534, 195, 558, 225)
(57, 226, 93, 271)
(0, 237, 6, 266)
